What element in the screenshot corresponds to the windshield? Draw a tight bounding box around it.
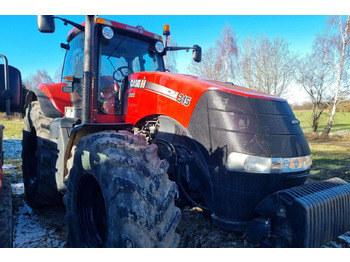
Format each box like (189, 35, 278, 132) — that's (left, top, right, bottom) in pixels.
(100, 34, 164, 75)
(62, 29, 165, 115)
(98, 33, 165, 114)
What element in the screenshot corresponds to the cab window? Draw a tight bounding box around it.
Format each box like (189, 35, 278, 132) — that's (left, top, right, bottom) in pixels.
(98, 32, 164, 115)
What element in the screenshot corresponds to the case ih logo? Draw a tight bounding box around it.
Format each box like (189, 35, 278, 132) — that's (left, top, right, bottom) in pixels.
(126, 25, 143, 34)
(130, 79, 147, 88)
(129, 79, 192, 107)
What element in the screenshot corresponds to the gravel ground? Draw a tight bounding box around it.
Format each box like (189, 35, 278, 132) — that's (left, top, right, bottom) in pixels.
(2, 138, 350, 248)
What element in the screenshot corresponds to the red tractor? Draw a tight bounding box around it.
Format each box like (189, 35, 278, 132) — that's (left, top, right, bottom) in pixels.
(22, 15, 350, 248)
(0, 54, 22, 248)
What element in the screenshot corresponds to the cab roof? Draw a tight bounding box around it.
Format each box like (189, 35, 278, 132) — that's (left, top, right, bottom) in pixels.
(67, 17, 163, 42)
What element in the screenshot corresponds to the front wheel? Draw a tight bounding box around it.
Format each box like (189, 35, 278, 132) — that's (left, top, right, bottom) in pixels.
(65, 130, 181, 247)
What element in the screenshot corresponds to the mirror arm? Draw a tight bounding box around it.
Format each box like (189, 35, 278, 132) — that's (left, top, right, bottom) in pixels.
(53, 16, 85, 31)
(166, 46, 193, 52)
(166, 45, 201, 63)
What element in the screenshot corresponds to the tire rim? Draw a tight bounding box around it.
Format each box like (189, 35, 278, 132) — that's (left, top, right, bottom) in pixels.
(77, 173, 107, 247)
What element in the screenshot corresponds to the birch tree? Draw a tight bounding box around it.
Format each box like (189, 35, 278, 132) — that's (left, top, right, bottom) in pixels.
(216, 24, 238, 82)
(237, 35, 297, 97)
(294, 53, 330, 132)
(316, 15, 350, 138)
(238, 35, 255, 89)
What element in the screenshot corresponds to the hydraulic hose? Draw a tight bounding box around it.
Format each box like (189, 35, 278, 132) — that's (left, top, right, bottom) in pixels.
(155, 138, 209, 211)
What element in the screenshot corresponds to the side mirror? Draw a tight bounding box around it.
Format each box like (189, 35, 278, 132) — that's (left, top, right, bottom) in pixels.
(0, 62, 22, 114)
(193, 45, 202, 63)
(37, 15, 56, 33)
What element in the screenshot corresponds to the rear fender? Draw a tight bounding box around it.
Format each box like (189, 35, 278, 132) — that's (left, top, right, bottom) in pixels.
(25, 83, 72, 118)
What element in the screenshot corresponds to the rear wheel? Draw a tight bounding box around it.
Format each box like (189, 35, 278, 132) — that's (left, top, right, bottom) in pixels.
(22, 101, 62, 206)
(0, 178, 13, 248)
(65, 130, 181, 247)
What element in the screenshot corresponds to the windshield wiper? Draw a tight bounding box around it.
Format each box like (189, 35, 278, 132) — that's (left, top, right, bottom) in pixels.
(107, 34, 129, 70)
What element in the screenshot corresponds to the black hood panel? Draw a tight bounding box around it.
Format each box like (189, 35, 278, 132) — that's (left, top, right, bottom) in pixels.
(188, 90, 311, 166)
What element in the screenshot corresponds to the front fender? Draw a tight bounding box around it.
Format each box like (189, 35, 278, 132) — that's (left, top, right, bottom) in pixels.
(143, 115, 215, 211)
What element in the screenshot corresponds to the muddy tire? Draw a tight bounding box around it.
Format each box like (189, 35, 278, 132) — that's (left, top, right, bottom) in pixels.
(0, 178, 13, 248)
(65, 130, 181, 247)
(22, 101, 62, 206)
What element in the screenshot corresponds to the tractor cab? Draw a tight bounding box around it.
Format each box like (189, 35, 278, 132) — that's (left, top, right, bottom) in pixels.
(37, 16, 201, 123)
(61, 18, 166, 116)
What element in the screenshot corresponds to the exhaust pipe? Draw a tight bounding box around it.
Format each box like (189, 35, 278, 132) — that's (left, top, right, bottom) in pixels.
(82, 15, 95, 124)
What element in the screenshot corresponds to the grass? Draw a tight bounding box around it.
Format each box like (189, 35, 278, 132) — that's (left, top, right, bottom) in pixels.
(294, 110, 350, 133)
(308, 141, 350, 183)
(293, 110, 350, 182)
(1, 120, 23, 139)
(1, 114, 23, 183)
(2, 158, 23, 184)
(0, 113, 23, 139)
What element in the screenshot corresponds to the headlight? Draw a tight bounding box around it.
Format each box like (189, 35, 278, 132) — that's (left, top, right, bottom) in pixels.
(102, 26, 114, 39)
(155, 41, 164, 53)
(226, 152, 312, 174)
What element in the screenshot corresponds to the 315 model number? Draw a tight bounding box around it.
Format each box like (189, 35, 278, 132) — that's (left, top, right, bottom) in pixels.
(176, 94, 192, 107)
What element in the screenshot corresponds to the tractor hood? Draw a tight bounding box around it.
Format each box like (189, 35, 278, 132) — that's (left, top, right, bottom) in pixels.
(126, 71, 286, 128)
(127, 71, 309, 159)
(180, 74, 286, 102)
(126, 70, 310, 167)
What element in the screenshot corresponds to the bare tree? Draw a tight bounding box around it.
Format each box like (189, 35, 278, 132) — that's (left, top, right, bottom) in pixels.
(237, 35, 255, 88)
(24, 69, 53, 90)
(294, 52, 331, 132)
(216, 24, 238, 82)
(186, 24, 237, 81)
(315, 15, 350, 138)
(54, 66, 63, 83)
(237, 35, 298, 97)
(186, 46, 224, 81)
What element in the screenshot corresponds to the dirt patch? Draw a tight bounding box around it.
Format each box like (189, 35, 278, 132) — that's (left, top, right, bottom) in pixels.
(11, 183, 67, 248)
(177, 208, 248, 248)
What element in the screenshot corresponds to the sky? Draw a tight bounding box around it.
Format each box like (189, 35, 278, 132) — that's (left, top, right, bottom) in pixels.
(0, 1, 349, 104)
(0, 15, 328, 78)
